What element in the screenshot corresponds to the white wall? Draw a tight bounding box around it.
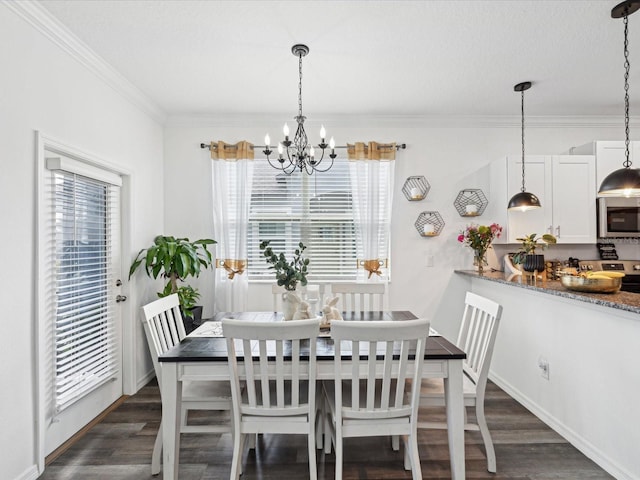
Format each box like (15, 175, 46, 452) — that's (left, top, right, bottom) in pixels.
(0, 5, 164, 479)
(468, 276, 640, 480)
(163, 120, 627, 326)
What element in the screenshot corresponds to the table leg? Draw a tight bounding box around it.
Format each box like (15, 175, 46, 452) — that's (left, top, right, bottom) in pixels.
(444, 358, 465, 479)
(162, 363, 181, 480)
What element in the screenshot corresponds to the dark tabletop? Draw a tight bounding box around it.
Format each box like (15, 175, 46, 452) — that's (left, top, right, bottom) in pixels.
(158, 311, 466, 363)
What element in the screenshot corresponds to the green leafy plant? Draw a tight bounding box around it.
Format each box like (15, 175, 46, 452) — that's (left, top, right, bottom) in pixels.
(512, 233, 557, 264)
(259, 240, 309, 291)
(129, 235, 216, 317)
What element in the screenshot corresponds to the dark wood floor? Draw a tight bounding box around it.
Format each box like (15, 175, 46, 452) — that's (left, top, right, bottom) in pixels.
(39, 379, 614, 480)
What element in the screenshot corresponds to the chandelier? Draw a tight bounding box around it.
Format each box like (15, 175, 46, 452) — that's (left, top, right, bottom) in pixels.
(264, 44, 336, 175)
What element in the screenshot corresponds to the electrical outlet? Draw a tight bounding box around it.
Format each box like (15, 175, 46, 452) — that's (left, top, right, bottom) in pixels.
(538, 356, 550, 380)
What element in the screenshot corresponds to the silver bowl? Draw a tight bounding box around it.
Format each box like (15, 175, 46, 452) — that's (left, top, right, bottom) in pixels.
(560, 275, 622, 293)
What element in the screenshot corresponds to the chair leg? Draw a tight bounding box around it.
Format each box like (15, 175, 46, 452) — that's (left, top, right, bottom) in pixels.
(308, 430, 318, 480)
(476, 402, 497, 473)
(408, 433, 422, 479)
(391, 434, 400, 451)
(403, 436, 411, 470)
(230, 432, 244, 480)
(335, 435, 343, 480)
(151, 420, 162, 476)
(324, 415, 332, 454)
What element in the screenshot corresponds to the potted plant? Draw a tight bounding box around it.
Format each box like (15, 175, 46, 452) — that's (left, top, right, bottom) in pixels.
(259, 240, 309, 319)
(129, 235, 216, 333)
(512, 233, 557, 273)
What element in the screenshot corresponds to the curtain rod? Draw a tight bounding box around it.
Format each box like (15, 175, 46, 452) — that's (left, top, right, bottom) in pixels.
(200, 143, 407, 151)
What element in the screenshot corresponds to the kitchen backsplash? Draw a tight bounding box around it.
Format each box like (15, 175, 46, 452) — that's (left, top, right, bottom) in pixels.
(491, 241, 640, 271)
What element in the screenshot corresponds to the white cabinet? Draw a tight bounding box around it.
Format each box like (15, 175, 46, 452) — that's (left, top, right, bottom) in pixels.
(571, 140, 640, 191)
(490, 155, 596, 244)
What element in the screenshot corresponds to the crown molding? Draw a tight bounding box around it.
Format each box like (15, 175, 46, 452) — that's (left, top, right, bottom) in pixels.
(5, 0, 167, 124)
(166, 113, 639, 129)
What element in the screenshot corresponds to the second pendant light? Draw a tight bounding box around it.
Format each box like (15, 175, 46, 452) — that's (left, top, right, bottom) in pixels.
(508, 81, 542, 211)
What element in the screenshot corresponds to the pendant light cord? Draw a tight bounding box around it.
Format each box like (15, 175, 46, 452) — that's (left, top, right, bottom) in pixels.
(520, 88, 526, 192)
(623, 14, 631, 168)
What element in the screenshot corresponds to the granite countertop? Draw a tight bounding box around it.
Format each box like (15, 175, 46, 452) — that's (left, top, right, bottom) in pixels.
(455, 269, 640, 315)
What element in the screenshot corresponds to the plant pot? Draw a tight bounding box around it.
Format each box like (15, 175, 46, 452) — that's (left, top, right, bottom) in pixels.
(523, 254, 545, 273)
(282, 292, 298, 320)
(181, 305, 203, 334)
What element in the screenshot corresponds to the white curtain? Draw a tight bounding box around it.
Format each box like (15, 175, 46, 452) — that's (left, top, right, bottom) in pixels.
(211, 141, 254, 312)
(348, 142, 396, 282)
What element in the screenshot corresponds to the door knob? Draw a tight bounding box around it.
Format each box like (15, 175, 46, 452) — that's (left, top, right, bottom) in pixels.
(116, 295, 127, 303)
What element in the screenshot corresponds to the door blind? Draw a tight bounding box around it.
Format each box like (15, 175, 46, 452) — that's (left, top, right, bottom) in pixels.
(45, 163, 120, 412)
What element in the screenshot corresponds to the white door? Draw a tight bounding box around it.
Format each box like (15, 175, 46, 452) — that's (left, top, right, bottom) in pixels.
(551, 155, 596, 243)
(41, 150, 124, 456)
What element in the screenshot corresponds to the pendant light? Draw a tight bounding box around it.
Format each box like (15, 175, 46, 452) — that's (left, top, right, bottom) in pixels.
(599, 0, 640, 197)
(508, 81, 542, 211)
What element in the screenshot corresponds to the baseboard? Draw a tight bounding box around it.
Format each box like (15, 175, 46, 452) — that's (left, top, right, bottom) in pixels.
(13, 465, 39, 480)
(136, 368, 156, 391)
(489, 371, 639, 480)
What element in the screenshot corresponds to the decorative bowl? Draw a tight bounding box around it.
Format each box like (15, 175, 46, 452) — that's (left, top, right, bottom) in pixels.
(560, 275, 622, 293)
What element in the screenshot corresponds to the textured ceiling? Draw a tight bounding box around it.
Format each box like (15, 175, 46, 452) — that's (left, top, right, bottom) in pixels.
(37, 0, 640, 119)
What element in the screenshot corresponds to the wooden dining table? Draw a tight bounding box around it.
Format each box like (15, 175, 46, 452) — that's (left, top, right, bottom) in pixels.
(157, 311, 467, 479)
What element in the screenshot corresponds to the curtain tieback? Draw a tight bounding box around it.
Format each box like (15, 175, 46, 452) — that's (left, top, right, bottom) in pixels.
(361, 259, 385, 279)
(216, 259, 246, 279)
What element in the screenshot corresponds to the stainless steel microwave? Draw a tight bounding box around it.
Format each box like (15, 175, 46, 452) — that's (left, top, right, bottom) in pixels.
(598, 197, 640, 238)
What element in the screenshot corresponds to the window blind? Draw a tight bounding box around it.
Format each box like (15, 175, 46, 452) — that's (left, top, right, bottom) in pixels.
(247, 160, 391, 282)
(45, 164, 120, 412)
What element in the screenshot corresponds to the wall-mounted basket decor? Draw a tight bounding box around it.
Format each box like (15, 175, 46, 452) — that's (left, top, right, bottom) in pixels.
(453, 189, 488, 216)
(402, 176, 430, 201)
(414, 211, 445, 237)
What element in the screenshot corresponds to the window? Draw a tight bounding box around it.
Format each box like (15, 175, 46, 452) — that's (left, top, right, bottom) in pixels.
(247, 160, 391, 282)
(44, 157, 121, 412)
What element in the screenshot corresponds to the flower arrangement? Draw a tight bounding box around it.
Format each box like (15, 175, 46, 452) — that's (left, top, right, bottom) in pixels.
(458, 223, 502, 272)
(259, 240, 309, 291)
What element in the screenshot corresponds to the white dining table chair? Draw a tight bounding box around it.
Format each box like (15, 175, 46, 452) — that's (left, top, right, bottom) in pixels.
(141, 294, 232, 475)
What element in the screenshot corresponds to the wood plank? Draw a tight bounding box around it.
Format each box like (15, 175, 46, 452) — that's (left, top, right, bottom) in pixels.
(39, 380, 615, 479)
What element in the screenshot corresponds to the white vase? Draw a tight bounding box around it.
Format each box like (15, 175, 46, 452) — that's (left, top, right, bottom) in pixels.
(282, 291, 298, 320)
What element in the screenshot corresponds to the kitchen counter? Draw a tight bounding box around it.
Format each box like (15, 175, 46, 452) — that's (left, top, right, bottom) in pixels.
(455, 269, 640, 315)
(458, 269, 640, 479)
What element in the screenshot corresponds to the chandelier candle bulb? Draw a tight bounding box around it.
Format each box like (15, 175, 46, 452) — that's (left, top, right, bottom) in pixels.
(329, 137, 335, 150)
(283, 123, 289, 138)
(320, 125, 326, 142)
(264, 134, 270, 149)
